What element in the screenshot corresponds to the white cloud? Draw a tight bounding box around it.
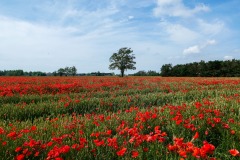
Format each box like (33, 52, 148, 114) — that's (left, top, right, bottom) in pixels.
(152, 0, 229, 60)
(183, 45, 200, 55)
(0, 0, 154, 73)
(0, 15, 132, 72)
(233, 49, 240, 53)
(223, 56, 233, 60)
(159, 22, 199, 43)
(128, 15, 134, 20)
(206, 39, 216, 45)
(168, 56, 182, 60)
(154, 0, 209, 18)
(153, 1, 222, 45)
(193, 4, 210, 13)
(0, 12, 163, 73)
(197, 19, 225, 35)
(183, 39, 216, 55)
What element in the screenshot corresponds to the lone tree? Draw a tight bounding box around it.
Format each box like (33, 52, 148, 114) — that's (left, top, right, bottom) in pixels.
(109, 47, 136, 77)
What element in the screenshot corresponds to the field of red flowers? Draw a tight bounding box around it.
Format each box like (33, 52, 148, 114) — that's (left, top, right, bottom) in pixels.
(0, 76, 239, 159)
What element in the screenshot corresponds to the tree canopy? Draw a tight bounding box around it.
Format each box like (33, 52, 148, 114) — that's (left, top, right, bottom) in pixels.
(160, 59, 240, 77)
(56, 66, 77, 76)
(109, 47, 136, 77)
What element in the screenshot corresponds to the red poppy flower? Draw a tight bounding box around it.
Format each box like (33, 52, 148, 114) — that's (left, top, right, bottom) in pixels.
(16, 154, 25, 160)
(230, 130, 235, 135)
(15, 147, 22, 152)
(193, 132, 199, 139)
(7, 131, 18, 139)
(131, 150, 139, 158)
(178, 150, 187, 158)
(201, 141, 215, 154)
(117, 147, 127, 156)
(229, 149, 239, 156)
(30, 126, 37, 131)
(192, 148, 200, 158)
(79, 137, 87, 144)
(2, 141, 7, 146)
(143, 147, 149, 152)
(61, 145, 70, 153)
(93, 139, 105, 147)
(0, 127, 4, 134)
(34, 151, 40, 157)
(47, 141, 53, 147)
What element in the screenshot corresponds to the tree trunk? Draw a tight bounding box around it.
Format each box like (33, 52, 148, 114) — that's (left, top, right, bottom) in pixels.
(121, 70, 124, 77)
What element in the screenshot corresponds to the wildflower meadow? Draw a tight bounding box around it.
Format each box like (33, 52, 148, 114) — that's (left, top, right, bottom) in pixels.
(0, 76, 239, 160)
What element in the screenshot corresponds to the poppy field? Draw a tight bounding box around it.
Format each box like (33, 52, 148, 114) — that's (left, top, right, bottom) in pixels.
(0, 76, 239, 160)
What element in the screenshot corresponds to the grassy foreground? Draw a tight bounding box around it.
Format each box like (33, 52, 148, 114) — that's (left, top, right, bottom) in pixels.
(0, 76, 239, 159)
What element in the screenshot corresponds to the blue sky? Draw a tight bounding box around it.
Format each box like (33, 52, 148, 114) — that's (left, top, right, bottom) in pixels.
(0, 0, 239, 74)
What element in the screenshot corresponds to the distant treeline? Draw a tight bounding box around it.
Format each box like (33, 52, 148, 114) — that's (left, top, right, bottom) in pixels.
(79, 72, 114, 76)
(131, 70, 160, 76)
(0, 69, 114, 77)
(160, 59, 240, 77)
(1, 59, 240, 77)
(0, 70, 46, 76)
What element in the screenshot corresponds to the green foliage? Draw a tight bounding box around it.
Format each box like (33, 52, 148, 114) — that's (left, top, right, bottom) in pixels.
(133, 70, 160, 76)
(109, 47, 136, 77)
(0, 70, 24, 76)
(0, 70, 46, 76)
(161, 59, 240, 77)
(57, 66, 77, 76)
(160, 64, 173, 77)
